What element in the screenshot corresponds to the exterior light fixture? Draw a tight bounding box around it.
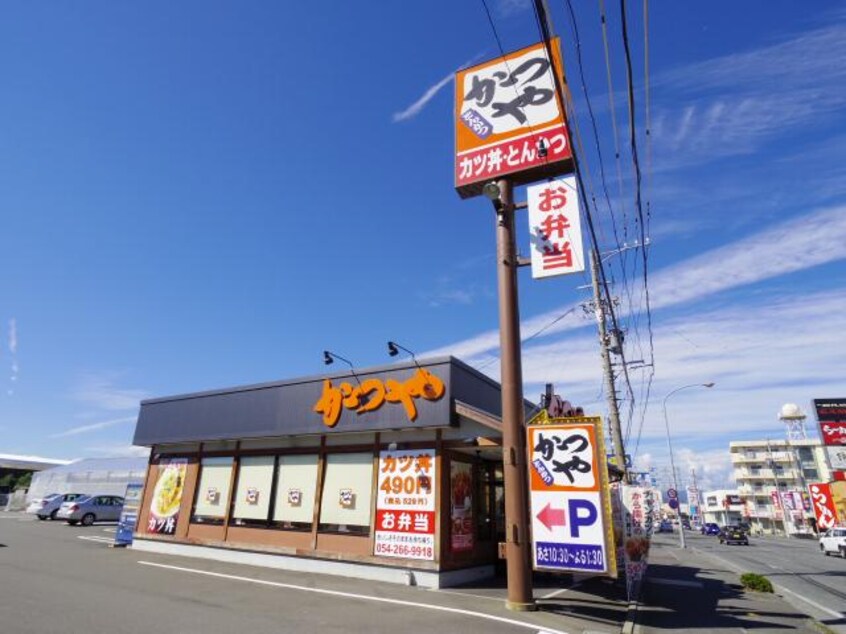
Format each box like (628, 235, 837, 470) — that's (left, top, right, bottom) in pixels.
(386, 341, 436, 398)
(482, 181, 501, 201)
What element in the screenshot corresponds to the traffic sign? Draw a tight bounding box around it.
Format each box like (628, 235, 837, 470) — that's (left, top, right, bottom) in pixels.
(667, 488, 678, 499)
(668, 498, 680, 510)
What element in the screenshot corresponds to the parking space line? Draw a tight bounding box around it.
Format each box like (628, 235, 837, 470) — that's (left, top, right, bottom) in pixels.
(137, 560, 571, 634)
(77, 535, 113, 544)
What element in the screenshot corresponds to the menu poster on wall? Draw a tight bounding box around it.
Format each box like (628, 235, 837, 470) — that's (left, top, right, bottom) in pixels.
(147, 458, 188, 535)
(450, 461, 474, 552)
(373, 449, 436, 561)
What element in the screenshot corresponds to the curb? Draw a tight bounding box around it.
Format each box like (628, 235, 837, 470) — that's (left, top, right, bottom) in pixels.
(620, 599, 640, 634)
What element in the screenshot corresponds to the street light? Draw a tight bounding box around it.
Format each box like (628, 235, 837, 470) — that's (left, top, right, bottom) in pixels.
(662, 382, 715, 549)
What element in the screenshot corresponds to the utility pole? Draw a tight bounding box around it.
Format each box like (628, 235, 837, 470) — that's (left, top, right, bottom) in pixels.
(493, 178, 535, 612)
(690, 467, 699, 524)
(590, 249, 626, 478)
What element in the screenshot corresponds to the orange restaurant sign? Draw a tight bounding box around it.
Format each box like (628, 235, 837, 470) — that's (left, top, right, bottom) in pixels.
(314, 368, 445, 427)
(454, 38, 573, 198)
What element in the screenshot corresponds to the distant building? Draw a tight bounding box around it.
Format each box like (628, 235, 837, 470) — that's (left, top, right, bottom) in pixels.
(0, 453, 72, 508)
(701, 489, 745, 526)
(26, 456, 150, 503)
(730, 439, 830, 535)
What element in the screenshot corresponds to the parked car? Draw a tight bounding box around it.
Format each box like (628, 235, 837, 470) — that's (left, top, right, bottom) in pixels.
(56, 495, 124, 526)
(30, 493, 87, 520)
(819, 527, 846, 557)
(719, 525, 749, 545)
(701, 522, 721, 535)
(657, 520, 674, 533)
(25, 493, 60, 515)
(682, 518, 692, 530)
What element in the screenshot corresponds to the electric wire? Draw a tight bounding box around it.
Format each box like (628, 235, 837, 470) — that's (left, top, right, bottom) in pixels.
(531, 0, 637, 425)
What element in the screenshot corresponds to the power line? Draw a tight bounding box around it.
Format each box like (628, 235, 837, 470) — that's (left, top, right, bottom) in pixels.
(531, 0, 637, 423)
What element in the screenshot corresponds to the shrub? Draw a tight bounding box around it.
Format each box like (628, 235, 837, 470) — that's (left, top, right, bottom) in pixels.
(740, 573, 774, 593)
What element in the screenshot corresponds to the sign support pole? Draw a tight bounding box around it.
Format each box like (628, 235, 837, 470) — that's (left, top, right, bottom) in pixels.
(494, 178, 536, 612)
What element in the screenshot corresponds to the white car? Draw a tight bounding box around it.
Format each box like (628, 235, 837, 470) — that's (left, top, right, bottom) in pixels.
(819, 527, 846, 557)
(25, 493, 61, 514)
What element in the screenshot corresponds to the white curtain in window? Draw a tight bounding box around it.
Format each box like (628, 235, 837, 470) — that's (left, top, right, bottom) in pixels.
(193, 457, 233, 518)
(273, 454, 319, 524)
(233, 456, 275, 520)
(319, 453, 374, 527)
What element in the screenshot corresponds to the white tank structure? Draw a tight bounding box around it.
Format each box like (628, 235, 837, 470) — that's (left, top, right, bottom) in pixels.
(778, 403, 808, 441)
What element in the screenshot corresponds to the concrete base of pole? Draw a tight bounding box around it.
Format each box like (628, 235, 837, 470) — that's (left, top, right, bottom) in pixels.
(505, 600, 538, 612)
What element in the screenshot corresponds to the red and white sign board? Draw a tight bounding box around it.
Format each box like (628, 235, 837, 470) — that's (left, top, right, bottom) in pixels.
(527, 176, 585, 279)
(808, 482, 838, 530)
(820, 421, 846, 446)
(527, 417, 616, 576)
(373, 449, 436, 561)
(454, 39, 573, 198)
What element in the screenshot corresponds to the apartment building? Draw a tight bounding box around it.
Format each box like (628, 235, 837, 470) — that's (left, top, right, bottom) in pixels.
(730, 439, 831, 535)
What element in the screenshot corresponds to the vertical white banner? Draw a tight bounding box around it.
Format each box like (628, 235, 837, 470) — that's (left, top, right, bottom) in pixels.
(527, 176, 585, 279)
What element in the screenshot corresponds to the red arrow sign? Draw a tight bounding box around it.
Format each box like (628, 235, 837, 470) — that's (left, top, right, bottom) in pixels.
(536, 502, 567, 531)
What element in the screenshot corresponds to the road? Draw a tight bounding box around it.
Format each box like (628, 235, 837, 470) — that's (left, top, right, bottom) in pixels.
(0, 512, 624, 634)
(658, 530, 846, 632)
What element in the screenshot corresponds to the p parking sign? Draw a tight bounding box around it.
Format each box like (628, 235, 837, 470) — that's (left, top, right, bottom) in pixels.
(527, 416, 616, 576)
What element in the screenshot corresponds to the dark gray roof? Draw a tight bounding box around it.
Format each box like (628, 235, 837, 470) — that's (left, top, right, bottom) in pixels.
(133, 356, 506, 446)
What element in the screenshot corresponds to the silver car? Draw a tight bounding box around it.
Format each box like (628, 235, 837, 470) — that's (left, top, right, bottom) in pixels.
(56, 495, 124, 526)
(31, 493, 87, 520)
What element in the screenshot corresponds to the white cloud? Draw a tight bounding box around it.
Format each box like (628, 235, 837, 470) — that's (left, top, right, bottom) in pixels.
(392, 72, 454, 123)
(72, 375, 149, 411)
(436, 284, 846, 493)
(50, 416, 137, 439)
(426, 204, 846, 359)
(652, 20, 846, 165)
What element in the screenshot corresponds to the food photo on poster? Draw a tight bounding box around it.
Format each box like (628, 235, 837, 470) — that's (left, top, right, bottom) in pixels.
(450, 461, 474, 553)
(147, 458, 187, 535)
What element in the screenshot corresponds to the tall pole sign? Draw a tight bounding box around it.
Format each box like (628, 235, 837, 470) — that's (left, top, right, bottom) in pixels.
(454, 39, 576, 612)
(454, 39, 573, 199)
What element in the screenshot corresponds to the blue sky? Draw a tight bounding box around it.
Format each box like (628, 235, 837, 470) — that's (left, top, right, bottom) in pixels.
(1, 1, 844, 492)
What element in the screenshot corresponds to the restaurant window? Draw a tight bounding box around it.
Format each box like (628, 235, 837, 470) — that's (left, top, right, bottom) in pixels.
(231, 456, 275, 527)
(192, 457, 234, 525)
(272, 454, 319, 531)
(318, 452, 374, 535)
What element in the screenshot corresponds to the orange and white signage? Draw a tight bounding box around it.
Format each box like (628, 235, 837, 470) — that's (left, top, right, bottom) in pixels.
(527, 176, 585, 279)
(454, 39, 572, 198)
(374, 449, 436, 561)
(527, 417, 615, 576)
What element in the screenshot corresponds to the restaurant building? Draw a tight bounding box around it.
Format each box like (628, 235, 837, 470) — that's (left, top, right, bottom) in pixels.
(131, 356, 531, 588)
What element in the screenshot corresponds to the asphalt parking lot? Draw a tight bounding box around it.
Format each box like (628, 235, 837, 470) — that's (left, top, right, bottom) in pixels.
(0, 512, 628, 634)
